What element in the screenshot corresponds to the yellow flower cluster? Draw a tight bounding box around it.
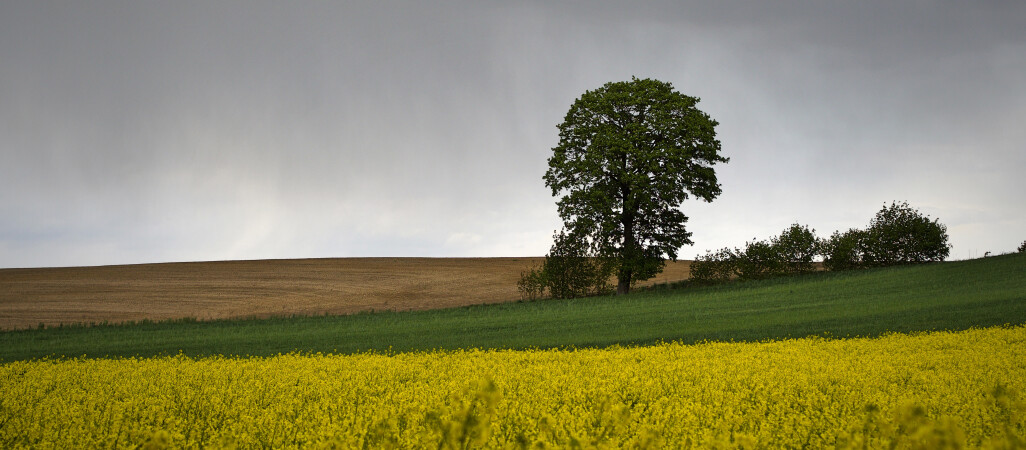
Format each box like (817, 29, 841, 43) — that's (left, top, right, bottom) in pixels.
(2, 326, 1025, 448)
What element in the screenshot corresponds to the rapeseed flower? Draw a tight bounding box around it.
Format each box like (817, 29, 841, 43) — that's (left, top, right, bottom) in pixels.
(1, 326, 1024, 448)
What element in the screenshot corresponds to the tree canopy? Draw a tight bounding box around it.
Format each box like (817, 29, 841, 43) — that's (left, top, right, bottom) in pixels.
(544, 77, 728, 295)
(863, 201, 951, 266)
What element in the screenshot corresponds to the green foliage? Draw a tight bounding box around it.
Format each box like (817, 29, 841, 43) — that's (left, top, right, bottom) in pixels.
(688, 248, 737, 286)
(516, 267, 547, 301)
(544, 77, 728, 295)
(821, 228, 869, 271)
(695, 202, 948, 277)
(773, 223, 819, 275)
(862, 201, 951, 267)
(735, 239, 782, 281)
(541, 231, 615, 299)
(690, 224, 818, 284)
(820, 202, 949, 270)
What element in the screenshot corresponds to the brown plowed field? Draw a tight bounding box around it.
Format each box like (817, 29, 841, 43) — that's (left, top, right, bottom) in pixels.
(0, 258, 692, 330)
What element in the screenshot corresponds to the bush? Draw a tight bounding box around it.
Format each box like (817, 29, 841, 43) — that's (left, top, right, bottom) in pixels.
(1018, 241, 1026, 253)
(689, 202, 950, 281)
(734, 239, 782, 281)
(819, 202, 950, 270)
(516, 267, 547, 301)
(862, 201, 951, 267)
(541, 231, 615, 299)
(821, 228, 868, 271)
(690, 224, 818, 285)
(773, 223, 819, 275)
(688, 248, 738, 286)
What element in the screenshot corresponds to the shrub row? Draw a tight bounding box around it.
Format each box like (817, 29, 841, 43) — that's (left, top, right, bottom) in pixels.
(690, 201, 952, 285)
(690, 223, 820, 285)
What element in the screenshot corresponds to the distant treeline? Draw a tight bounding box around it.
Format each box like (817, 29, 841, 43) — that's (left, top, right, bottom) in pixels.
(689, 201, 951, 285)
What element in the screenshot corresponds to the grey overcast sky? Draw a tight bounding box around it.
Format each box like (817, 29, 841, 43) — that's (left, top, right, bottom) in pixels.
(2, 1, 1024, 268)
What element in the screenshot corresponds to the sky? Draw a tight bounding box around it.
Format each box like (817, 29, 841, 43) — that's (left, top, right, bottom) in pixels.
(2, 1, 1024, 268)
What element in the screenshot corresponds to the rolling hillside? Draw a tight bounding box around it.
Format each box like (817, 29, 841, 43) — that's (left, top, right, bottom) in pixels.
(2, 253, 1022, 361)
(0, 257, 692, 330)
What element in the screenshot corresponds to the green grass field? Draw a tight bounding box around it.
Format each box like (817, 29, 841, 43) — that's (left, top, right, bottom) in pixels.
(1, 253, 1023, 362)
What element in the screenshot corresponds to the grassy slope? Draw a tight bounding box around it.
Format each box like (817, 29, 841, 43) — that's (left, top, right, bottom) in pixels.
(1, 253, 1023, 361)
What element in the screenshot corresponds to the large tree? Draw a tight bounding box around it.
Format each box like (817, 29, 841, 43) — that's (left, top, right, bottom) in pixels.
(544, 77, 728, 295)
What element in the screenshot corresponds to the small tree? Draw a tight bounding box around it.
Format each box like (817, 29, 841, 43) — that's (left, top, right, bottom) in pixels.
(542, 231, 615, 299)
(773, 223, 819, 275)
(735, 239, 782, 281)
(862, 201, 951, 267)
(821, 228, 868, 271)
(516, 267, 547, 301)
(1018, 241, 1026, 253)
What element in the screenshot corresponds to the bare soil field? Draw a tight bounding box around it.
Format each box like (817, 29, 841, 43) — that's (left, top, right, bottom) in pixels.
(0, 258, 692, 330)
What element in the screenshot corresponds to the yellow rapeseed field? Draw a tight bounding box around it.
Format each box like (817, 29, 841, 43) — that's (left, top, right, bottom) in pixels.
(2, 326, 1024, 448)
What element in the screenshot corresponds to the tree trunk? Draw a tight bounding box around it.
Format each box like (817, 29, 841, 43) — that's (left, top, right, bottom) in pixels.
(618, 154, 635, 296)
(616, 270, 632, 295)
(618, 210, 635, 296)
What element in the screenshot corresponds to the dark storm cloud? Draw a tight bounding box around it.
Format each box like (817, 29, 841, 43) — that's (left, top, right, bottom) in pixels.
(2, 1, 1024, 267)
